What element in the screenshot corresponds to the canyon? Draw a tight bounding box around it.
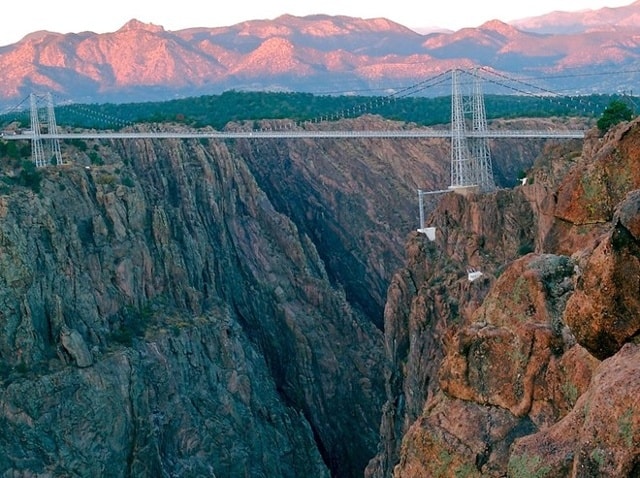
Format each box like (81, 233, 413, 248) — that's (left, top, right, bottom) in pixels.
(0, 106, 639, 476)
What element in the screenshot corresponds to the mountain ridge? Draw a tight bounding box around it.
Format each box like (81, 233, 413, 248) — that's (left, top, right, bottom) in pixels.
(512, 0, 640, 33)
(1, 3, 639, 105)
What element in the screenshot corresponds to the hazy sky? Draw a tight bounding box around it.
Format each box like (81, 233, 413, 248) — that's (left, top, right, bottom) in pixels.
(1, 0, 634, 46)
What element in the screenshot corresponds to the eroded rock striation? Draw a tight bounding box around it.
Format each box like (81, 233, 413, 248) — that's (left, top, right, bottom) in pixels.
(1, 124, 439, 476)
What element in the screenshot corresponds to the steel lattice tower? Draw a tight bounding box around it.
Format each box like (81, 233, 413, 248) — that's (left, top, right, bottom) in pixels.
(449, 68, 495, 192)
(29, 92, 62, 167)
(30, 93, 46, 168)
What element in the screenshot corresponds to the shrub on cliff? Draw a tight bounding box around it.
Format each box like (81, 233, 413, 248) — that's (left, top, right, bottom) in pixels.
(18, 160, 42, 192)
(597, 99, 634, 135)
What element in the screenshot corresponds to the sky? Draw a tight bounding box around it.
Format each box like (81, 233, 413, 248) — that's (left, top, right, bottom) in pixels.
(1, 0, 635, 47)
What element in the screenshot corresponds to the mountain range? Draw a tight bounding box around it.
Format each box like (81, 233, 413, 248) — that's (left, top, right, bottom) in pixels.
(1, 2, 640, 106)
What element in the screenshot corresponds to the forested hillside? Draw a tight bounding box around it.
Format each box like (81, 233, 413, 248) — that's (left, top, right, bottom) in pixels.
(1, 90, 624, 131)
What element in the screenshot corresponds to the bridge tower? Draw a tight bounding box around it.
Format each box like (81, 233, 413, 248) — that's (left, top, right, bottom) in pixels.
(30, 92, 62, 167)
(449, 68, 495, 192)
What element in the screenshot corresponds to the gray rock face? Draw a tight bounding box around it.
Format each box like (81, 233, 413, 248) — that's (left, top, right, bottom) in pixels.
(0, 132, 393, 477)
(60, 327, 93, 367)
(0, 316, 328, 477)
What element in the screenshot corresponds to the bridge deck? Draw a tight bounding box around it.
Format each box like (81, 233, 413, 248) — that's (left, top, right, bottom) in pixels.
(2, 129, 587, 140)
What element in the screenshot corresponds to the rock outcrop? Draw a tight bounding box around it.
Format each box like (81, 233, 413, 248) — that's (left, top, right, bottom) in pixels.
(510, 342, 640, 478)
(0, 316, 329, 477)
(59, 326, 93, 367)
(368, 118, 640, 477)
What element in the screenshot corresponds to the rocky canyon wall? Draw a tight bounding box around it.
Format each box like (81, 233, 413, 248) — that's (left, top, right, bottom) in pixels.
(368, 119, 640, 477)
(0, 127, 406, 476)
(0, 116, 584, 476)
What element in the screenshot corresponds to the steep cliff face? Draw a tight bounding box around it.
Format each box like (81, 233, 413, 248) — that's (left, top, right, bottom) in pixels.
(235, 116, 569, 325)
(236, 116, 450, 325)
(366, 187, 547, 476)
(369, 118, 640, 477)
(0, 317, 329, 477)
(0, 134, 389, 476)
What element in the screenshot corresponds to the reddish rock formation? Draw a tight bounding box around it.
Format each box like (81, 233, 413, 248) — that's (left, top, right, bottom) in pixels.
(510, 343, 640, 477)
(564, 214, 640, 360)
(556, 121, 640, 359)
(369, 118, 640, 477)
(386, 254, 599, 477)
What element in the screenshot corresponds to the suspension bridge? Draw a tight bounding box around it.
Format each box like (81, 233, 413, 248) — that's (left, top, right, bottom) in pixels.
(0, 67, 593, 192)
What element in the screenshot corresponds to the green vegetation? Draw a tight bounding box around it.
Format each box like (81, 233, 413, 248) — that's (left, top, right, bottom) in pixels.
(0, 361, 10, 383)
(589, 448, 606, 469)
(88, 150, 104, 165)
(18, 160, 43, 192)
(561, 381, 579, 407)
(508, 453, 551, 478)
(0, 158, 43, 193)
(454, 463, 479, 478)
(428, 450, 480, 477)
(0, 139, 30, 159)
(433, 449, 454, 476)
(507, 346, 527, 367)
(518, 242, 535, 256)
(121, 176, 135, 188)
(109, 304, 154, 347)
(597, 99, 635, 134)
(579, 172, 610, 218)
(511, 276, 530, 307)
(67, 138, 88, 151)
(1, 90, 626, 132)
(618, 407, 635, 448)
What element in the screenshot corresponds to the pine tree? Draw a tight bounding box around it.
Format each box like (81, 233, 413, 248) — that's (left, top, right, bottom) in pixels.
(597, 99, 634, 134)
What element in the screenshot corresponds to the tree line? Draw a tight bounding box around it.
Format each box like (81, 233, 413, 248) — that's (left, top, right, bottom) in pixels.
(1, 90, 636, 131)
